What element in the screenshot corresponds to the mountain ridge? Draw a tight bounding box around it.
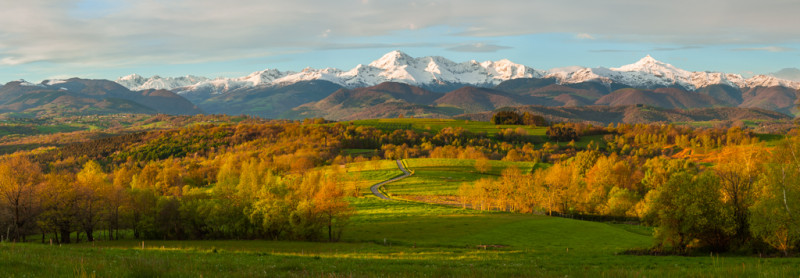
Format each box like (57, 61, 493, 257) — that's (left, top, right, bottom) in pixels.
(116, 51, 800, 99)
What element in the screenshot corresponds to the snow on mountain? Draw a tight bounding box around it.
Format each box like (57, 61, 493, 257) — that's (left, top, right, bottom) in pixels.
(173, 69, 287, 97)
(544, 55, 799, 91)
(117, 74, 210, 91)
(116, 50, 543, 96)
(42, 79, 68, 86)
(115, 52, 800, 97)
(16, 79, 47, 87)
(744, 74, 800, 89)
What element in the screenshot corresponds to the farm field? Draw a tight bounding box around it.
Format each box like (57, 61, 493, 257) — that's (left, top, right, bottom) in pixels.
(347, 118, 548, 136)
(3, 195, 800, 277)
(346, 118, 607, 150)
(384, 158, 538, 197)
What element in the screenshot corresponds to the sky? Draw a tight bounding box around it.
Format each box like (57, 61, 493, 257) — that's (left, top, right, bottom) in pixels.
(0, 0, 799, 83)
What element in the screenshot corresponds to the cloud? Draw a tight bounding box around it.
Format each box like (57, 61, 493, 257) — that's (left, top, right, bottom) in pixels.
(315, 42, 440, 51)
(652, 46, 702, 51)
(589, 49, 635, 53)
(575, 33, 595, 40)
(732, 46, 795, 52)
(1, 0, 799, 68)
(590, 45, 703, 53)
(446, 43, 511, 53)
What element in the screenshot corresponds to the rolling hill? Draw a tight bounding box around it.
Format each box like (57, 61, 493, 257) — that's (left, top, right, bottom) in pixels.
(0, 79, 201, 117)
(285, 82, 443, 120)
(434, 86, 549, 113)
(198, 80, 343, 118)
(594, 87, 721, 109)
(457, 105, 790, 125)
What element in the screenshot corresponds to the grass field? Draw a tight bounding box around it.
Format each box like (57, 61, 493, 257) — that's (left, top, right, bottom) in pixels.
(341, 159, 405, 197)
(4, 158, 800, 277)
(384, 158, 539, 196)
(4, 195, 800, 277)
(348, 118, 548, 136)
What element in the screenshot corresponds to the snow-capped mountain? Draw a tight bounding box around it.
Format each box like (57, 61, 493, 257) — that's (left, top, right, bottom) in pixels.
(116, 51, 543, 96)
(116, 51, 800, 98)
(117, 74, 211, 91)
(544, 55, 800, 91)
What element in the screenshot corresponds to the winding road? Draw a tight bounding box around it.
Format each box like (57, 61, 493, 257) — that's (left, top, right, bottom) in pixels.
(370, 160, 411, 200)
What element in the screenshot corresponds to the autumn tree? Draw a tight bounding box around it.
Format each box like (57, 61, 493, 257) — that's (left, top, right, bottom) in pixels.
(314, 173, 354, 241)
(107, 166, 134, 239)
(0, 155, 43, 242)
(539, 162, 576, 215)
(75, 160, 108, 242)
(713, 146, 765, 244)
(474, 158, 491, 174)
(38, 172, 78, 243)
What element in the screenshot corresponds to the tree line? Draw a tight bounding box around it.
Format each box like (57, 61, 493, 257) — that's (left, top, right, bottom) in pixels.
(459, 135, 800, 255)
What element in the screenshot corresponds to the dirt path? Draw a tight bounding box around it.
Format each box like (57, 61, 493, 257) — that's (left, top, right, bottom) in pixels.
(370, 160, 411, 200)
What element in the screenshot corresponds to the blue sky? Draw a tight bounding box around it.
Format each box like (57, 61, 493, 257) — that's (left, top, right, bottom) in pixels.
(0, 0, 798, 83)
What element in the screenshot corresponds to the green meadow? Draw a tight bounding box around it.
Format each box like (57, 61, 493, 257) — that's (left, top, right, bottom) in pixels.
(347, 118, 547, 136)
(4, 159, 800, 277)
(385, 158, 538, 196)
(4, 195, 800, 277)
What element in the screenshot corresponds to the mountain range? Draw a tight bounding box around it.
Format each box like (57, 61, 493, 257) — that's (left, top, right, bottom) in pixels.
(118, 51, 800, 96)
(0, 78, 201, 117)
(1, 51, 798, 123)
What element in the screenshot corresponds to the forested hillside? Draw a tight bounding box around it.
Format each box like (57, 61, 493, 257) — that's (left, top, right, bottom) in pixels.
(0, 113, 798, 256)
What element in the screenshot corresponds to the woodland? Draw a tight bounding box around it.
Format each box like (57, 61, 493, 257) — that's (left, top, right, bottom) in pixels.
(0, 111, 798, 257)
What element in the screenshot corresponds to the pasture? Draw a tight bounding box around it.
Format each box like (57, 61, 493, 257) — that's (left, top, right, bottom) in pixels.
(4, 195, 800, 277)
(3, 158, 800, 277)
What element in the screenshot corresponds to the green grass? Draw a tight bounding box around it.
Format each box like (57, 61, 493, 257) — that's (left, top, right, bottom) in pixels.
(347, 118, 610, 151)
(342, 148, 378, 156)
(340, 160, 405, 197)
(348, 118, 547, 136)
(384, 158, 538, 196)
(755, 133, 786, 147)
(5, 197, 800, 277)
(5, 158, 800, 277)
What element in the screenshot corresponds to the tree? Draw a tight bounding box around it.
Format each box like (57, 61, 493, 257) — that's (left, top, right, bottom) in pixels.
(491, 111, 522, 125)
(474, 158, 491, 174)
(75, 160, 108, 242)
(713, 146, 765, 243)
(546, 125, 578, 142)
(38, 172, 78, 244)
(539, 162, 575, 215)
(522, 112, 547, 127)
(314, 174, 354, 242)
(107, 167, 134, 240)
(0, 155, 43, 242)
(750, 138, 800, 255)
(652, 172, 734, 253)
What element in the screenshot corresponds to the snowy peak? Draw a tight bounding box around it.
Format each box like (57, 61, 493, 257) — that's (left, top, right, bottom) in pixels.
(612, 55, 691, 79)
(114, 51, 800, 98)
(117, 74, 210, 91)
(368, 50, 415, 69)
(745, 74, 800, 89)
(121, 51, 543, 96)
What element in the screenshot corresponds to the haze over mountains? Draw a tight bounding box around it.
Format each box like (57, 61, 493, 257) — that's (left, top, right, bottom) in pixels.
(1, 51, 798, 123)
